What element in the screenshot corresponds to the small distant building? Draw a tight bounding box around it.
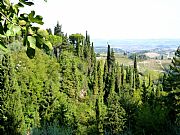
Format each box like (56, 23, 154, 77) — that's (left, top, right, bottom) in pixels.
(144, 52, 160, 59)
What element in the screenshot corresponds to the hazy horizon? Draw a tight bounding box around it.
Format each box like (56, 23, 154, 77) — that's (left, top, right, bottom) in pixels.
(92, 38, 180, 51)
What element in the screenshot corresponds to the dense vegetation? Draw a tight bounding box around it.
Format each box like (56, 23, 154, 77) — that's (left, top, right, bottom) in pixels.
(0, 0, 180, 135)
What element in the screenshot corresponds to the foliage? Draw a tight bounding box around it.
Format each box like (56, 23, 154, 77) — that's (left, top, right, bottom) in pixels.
(135, 104, 171, 135)
(104, 93, 126, 134)
(0, 1, 179, 134)
(0, 0, 52, 58)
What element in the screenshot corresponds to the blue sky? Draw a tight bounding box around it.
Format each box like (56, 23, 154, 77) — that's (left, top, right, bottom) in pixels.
(11, 0, 180, 39)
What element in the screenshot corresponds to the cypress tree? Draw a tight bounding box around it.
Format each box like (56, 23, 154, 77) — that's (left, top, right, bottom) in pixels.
(0, 54, 25, 134)
(134, 54, 140, 89)
(54, 21, 63, 36)
(91, 42, 96, 70)
(121, 64, 124, 87)
(103, 61, 108, 84)
(142, 79, 148, 103)
(163, 47, 180, 124)
(61, 33, 69, 51)
(104, 46, 116, 103)
(110, 48, 115, 68)
(46, 28, 52, 35)
(95, 98, 104, 135)
(109, 68, 115, 94)
(115, 63, 121, 94)
(93, 62, 98, 95)
(107, 44, 111, 72)
(97, 61, 104, 98)
(105, 93, 126, 134)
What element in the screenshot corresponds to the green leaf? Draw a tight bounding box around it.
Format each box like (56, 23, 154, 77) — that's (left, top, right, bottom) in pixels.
(28, 27, 34, 35)
(44, 40, 53, 50)
(0, 41, 8, 52)
(20, 0, 34, 6)
(6, 30, 13, 36)
(28, 11, 35, 21)
(28, 11, 44, 25)
(3, 0, 10, 7)
(26, 47, 35, 59)
(13, 26, 21, 35)
(37, 29, 48, 37)
(36, 37, 43, 48)
(6, 25, 21, 36)
(19, 20, 26, 26)
(27, 36, 36, 49)
(32, 15, 44, 25)
(15, 2, 24, 8)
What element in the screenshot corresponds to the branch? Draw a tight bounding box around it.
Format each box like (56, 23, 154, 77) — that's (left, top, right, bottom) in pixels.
(0, 11, 18, 26)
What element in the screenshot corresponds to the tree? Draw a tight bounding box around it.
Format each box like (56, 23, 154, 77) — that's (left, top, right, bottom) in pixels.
(115, 63, 121, 94)
(121, 64, 124, 87)
(0, 0, 52, 58)
(0, 54, 25, 134)
(69, 33, 84, 57)
(141, 79, 148, 103)
(97, 61, 104, 97)
(163, 46, 180, 125)
(103, 45, 116, 103)
(95, 98, 104, 135)
(46, 28, 52, 35)
(54, 21, 63, 36)
(105, 93, 126, 134)
(92, 62, 98, 95)
(134, 54, 140, 89)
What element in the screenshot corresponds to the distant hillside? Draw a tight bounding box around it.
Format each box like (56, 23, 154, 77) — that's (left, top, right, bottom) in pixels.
(94, 47, 125, 54)
(92, 39, 180, 51)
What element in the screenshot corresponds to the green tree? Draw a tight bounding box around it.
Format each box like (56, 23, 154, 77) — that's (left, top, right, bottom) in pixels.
(105, 93, 126, 134)
(0, 54, 25, 134)
(69, 33, 84, 57)
(0, 0, 52, 58)
(95, 98, 105, 135)
(46, 28, 52, 35)
(141, 79, 148, 103)
(54, 21, 63, 36)
(163, 47, 180, 125)
(134, 54, 140, 89)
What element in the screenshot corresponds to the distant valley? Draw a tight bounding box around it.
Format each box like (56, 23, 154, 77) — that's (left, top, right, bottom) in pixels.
(93, 39, 180, 52)
(94, 39, 180, 73)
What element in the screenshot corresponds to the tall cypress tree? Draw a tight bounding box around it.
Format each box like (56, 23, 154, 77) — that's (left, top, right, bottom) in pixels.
(142, 79, 148, 103)
(97, 61, 104, 98)
(93, 62, 98, 95)
(104, 45, 116, 103)
(95, 98, 104, 135)
(110, 48, 115, 68)
(91, 42, 96, 70)
(54, 21, 63, 36)
(121, 64, 124, 87)
(115, 63, 121, 94)
(163, 47, 180, 124)
(134, 54, 140, 89)
(0, 54, 25, 134)
(103, 61, 108, 84)
(107, 44, 111, 72)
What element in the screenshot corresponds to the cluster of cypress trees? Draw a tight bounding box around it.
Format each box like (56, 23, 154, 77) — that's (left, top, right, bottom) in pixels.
(0, 22, 179, 134)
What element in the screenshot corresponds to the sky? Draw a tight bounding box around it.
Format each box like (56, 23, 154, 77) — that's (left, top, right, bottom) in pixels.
(11, 0, 180, 39)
